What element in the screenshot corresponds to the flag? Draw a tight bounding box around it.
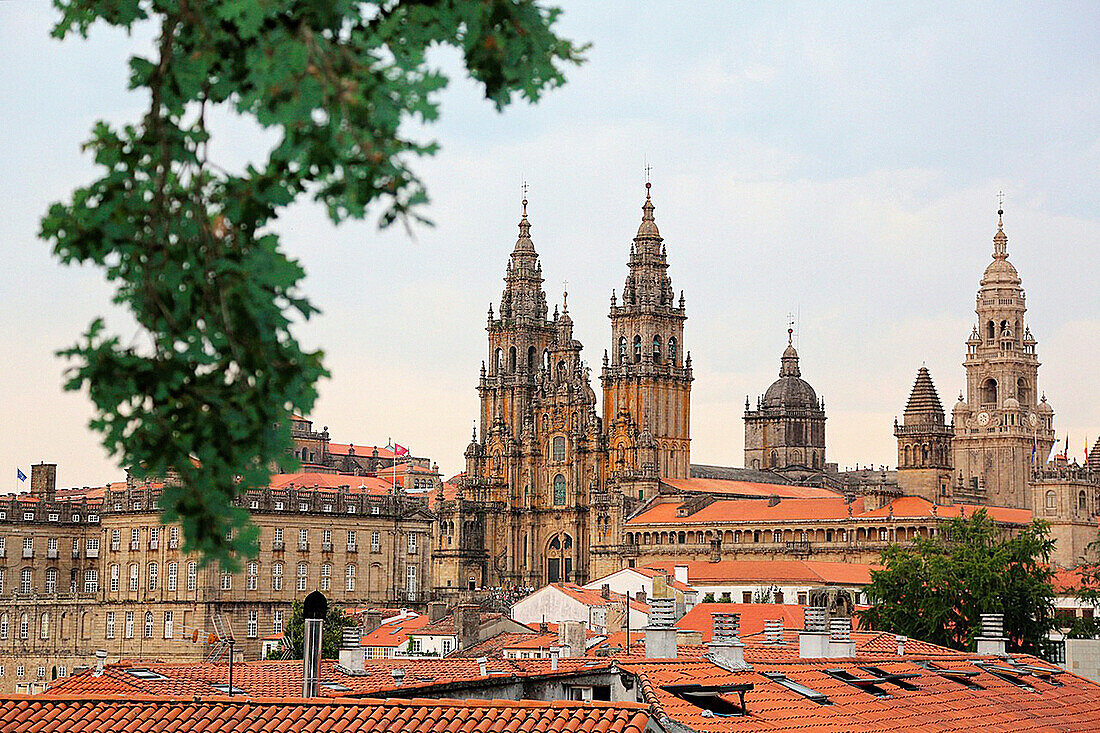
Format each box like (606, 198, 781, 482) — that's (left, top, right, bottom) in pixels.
(394, 444, 409, 457)
(1046, 439, 1060, 464)
(16, 468, 27, 482)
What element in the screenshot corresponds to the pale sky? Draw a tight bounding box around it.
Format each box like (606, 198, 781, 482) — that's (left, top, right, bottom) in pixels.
(1, 2, 1097, 490)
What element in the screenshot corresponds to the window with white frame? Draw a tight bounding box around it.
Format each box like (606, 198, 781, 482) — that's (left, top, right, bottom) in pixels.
(84, 569, 98, 593)
(298, 529, 308, 550)
(144, 611, 154, 638)
(407, 533, 417, 554)
(39, 612, 49, 639)
(163, 611, 174, 639)
(347, 530, 357, 551)
(371, 532, 380, 553)
(272, 562, 283, 591)
(105, 612, 115, 639)
(273, 527, 283, 547)
(297, 563, 308, 591)
(45, 568, 57, 594)
(110, 564, 119, 592)
(320, 564, 331, 591)
(125, 611, 134, 639)
(87, 537, 99, 554)
(247, 610, 257, 638)
(345, 565, 356, 592)
(19, 613, 29, 639)
(169, 526, 179, 548)
(23, 537, 33, 556)
(148, 562, 158, 591)
(57, 665, 67, 678)
(129, 564, 139, 591)
(111, 528, 121, 550)
(48, 513, 58, 522)
(20, 568, 32, 594)
(167, 562, 177, 591)
(221, 572, 232, 590)
(247, 562, 257, 590)
(272, 609, 283, 634)
(322, 529, 331, 548)
(72, 538, 80, 556)
(130, 528, 139, 548)
(47, 538, 57, 555)
(16, 666, 24, 678)
(406, 565, 418, 597)
(0, 613, 7, 640)
(149, 526, 159, 548)
(187, 562, 197, 591)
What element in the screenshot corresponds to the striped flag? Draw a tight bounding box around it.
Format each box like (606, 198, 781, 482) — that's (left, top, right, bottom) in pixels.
(16, 468, 27, 482)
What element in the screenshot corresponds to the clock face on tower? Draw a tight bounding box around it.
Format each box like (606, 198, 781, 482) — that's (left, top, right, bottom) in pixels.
(977, 411, 990, 426)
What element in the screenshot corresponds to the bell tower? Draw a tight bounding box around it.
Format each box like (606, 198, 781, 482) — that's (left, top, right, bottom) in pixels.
(601, 182, 692, 479)
(951, 206, 1056, 509)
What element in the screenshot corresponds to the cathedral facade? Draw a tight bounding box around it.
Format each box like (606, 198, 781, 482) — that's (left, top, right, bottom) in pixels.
(432, 185, 690, 592)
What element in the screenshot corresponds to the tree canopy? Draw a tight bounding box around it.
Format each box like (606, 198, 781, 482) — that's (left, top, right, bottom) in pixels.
(858, 509, 1057, 655)
(41, 0, 585, 569)
(271, 599, 358, 660)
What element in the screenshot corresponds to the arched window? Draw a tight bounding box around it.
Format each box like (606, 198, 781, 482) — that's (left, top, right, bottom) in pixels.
(272, 562, 284, 591)
(770, 449, 778, 468)
(556, 360, 566, 384)
(144, 611, 154, 638)
(1018, 378, 1031, 405)
(148, 562, 158, 591)
(1079, 491, 1088, 514)
(45, 568, 57, 594)
(20, 613, 29, 639)
(668, 337, 677, 363)
(633, 335, 642, 363)
(20, 568, 31, 594)
(129, 564, 139, 592)
(981, 378, 998, 405)
(494, 348, 503, 374)
(527, 346, 536, 371)
(40, 612, 50, 639)
(652, 335, 662, 364)
(297, 562, 308, 591)
(987, 320, 996, 340)
(1045, 490, 1056, 509)
(552, 436, 566, 462)
(553, 474, 566, 505)
(508, 346, 517, 373)
(773, 530, 782, 543)
(618, 336, 627, 363)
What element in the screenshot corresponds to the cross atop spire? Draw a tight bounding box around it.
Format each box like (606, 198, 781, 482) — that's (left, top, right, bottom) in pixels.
(521, 180, 529, 217)
(993, 195, 1009, 259)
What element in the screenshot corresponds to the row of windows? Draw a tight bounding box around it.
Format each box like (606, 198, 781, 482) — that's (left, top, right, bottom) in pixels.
(0, 567, 98, 594)
(106, 526, 179, 550)
(626, 526, 930, 546)
(0, 664, 65, 679)
(0, 510, 95, 523)
(0, 536, 100, 554)
(616, 335, 679, 365)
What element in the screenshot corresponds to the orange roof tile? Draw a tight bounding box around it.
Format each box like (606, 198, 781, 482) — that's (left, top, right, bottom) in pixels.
(361, 613, 432, 649)
(858, 495, 1032, 523)
(267, 472, 394, 495)
(675, 603, 810, 640)
(550, 583, 650, 613)
(644, 559, 876, 586)
(662, 477, 843, 499)
(5, 696, 651, 733)
(627, 496, 860, 525)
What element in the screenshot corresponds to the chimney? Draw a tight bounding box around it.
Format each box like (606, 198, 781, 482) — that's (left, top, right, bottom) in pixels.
(763, 618, 784, 645)
(707, 612, 748, 669)
(390, 668, 406, 686)
(975, 613, 1007, 656)
(94, 650, 107, 676)
(549, 647, 559, 671)
(364, 610, 384, 634)
(337, 626, 365, 672)
(539, 617, 548, 634)
(827, 617, 855, 658)
(455, 604, 480, 651)
(798, 607, 829, 659)
(673, 565, 689, 586)
(895, 635, 907, 656)
(558, 620, 586, 658)
(601, 583, 611, 599)
(302, 591, 327, 697)
(477, 656, 488, 677)
(645, 598, 677, 658)
(31, 463, 57, 502)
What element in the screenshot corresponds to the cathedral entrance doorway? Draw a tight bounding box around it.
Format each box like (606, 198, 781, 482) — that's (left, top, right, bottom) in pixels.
(546, 533, 573, 583)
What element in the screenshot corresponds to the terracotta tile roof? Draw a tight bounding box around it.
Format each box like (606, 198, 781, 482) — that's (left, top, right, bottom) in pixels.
(267, 472, 394, 495)
(550, 583, 651, 613)
(621, 650, 1100, 732)
(661, 477, 842, 499)
(607, 567, 696, 594)
(328, 443, 396, 459)
(411, 612, 506, 637)
(454, 632, 546, 658)
(1052, 566, 1093, 594)
(644, 559, 876, 586)
(361, 612, 432, 649)
(6, 695, 652, 733)
(859, 495, 1032, 524)
(675, 603, 810, 640)
(627, 496, 860, 525)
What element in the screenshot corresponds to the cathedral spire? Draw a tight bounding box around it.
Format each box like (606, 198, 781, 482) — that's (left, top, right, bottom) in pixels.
(993, 204, 1008, 260)
(780, 329, 800, 378)
(636, 182, 661, 240)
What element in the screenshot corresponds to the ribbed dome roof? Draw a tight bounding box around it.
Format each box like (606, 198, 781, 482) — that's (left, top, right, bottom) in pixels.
(761, 337, 819, 410)
(981, 211, 1021, 287)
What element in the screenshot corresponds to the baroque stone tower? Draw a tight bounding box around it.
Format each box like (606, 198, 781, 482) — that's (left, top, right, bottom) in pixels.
(895, 366, 954, 502)
(435, 198, 602, 591)
(601, 182, 693, 482)
(744, 329, 826, 472)
(951, 208, 1056, 509)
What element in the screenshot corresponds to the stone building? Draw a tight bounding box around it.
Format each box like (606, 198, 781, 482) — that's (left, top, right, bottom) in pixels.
(894, 367, 955, 503)
(744, 329, 827, 476)
(0, 455, 435, 694)
(434, 185, 691, 593)
(951, 209, 1057, 508)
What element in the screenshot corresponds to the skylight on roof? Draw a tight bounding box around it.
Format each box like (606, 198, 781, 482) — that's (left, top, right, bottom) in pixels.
(322, 682, 353, 691)
(661, 683, 753, 717)
(124, 668, 169, 681)
(823, 669, 892, 698)
(210, 683, 246, 694)
(762, 672, 829, 705)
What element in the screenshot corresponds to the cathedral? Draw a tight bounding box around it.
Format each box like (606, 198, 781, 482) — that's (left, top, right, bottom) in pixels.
(432, 191, 1091, 593)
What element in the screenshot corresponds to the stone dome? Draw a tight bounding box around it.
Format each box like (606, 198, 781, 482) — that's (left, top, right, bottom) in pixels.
(761, 342, 820, 410)
(1003, 397, 1020, 410)
(1037, 396, 1054, 415)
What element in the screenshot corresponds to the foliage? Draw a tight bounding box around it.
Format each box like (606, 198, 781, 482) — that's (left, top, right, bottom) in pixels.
(42, 0, 585, 569)
(752, 585, 779, 603)
(1066, 530, 1100, 638)
(702, 592, 715, 603)
(271, 599, 358, 659)
(858, 509, 1057, 655)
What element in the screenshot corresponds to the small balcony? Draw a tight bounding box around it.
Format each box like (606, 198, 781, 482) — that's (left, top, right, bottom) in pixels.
(22, 548, 34, 559)
(129, 541, 140, 551)
(149, 541, 159, 550)
(272, 541, 285, 552)
(321, 543, 333, 553)
(298, 542, 310, 552)
(110, 543, 120, 552)
(346, 544, 358, 554)
(86, 547, 99, 559)
(71, 549, 81, 558)
(47, 548, 59, 559)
